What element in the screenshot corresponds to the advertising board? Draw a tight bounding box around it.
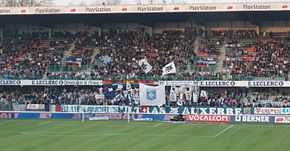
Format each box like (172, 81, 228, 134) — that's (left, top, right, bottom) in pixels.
(275, 116, 290, 124)
(185, 115, 230, 123)
(254, 108, 290, 115)
(233, 115, 273, 123)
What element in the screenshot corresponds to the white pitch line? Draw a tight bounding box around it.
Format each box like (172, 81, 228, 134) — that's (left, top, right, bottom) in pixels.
(214, 125, 234, 138)
(152, 123, 163, 128)
(18, 132, 214, 138)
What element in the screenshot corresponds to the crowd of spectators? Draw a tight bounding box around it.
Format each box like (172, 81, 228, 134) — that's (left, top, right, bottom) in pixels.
(223, 31, 290, 80)
(167, 87, 290, 108)
(0, 86, 140, 107)
(0, 28, 289, 80)
(0, 29, 196, 80)
(1, 86, 289, 111)
(0, 27, 289, 111)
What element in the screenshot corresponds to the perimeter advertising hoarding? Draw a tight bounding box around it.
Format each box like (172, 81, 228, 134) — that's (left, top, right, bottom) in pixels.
(185, 115, 230, 123)
(275, 116, 290, 124)
(0, 112, 14, 119)
(0, 112, 289, 124)
(232, 115, 274, 123)
(0, 112, 170, 121)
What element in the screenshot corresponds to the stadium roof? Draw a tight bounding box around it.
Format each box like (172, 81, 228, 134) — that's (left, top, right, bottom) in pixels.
(2, 0, 290, 6)
(52, 0, 290, 6)
(1, 11, 290, 25)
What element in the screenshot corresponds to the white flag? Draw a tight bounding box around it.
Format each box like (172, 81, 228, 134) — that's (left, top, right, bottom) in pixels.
(126, 81, 131, 91)
(139, 83, 165, 106)
(200, 90, 208, 99)
(162, 62, 176, 76)
(169, 86, 177, 102)
(138, 59, 152, 73)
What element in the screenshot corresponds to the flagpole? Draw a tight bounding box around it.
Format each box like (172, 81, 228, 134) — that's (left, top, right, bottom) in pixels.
(81, 104, 85, 123)
(127, 81, 131, 123)
(127, 105, 130, 123)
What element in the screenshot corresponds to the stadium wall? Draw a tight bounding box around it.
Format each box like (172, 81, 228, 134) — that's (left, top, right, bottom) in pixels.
(9, 104, 290, 115)
(1, 110, 290, 124)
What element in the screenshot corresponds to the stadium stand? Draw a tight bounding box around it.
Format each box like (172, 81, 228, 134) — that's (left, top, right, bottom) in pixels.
(0, 29, 289, 81)
(0, 11, 290, 111)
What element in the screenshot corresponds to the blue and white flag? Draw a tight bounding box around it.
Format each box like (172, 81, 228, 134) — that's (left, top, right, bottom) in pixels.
(139, 83, 165, 106)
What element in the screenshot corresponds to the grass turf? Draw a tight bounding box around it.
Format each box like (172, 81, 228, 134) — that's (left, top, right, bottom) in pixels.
(0, 119, 290, 151)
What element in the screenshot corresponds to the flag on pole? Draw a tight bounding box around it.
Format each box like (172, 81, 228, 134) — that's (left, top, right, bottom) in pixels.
(139, 83, 165, 106)
(162, 62, 176, 76)
(138, 59, 152, 73)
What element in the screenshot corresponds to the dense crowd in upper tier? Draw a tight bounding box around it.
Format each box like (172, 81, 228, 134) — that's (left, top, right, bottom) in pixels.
(0, 29, 289, 80)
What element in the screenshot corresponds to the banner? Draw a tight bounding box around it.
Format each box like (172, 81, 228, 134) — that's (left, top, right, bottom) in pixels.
(0, 112, 172, 121)
(139, 83, 166, 106)
(1, 80, 290, 87)
(162, 62, 176, 76)
(160, 80, 290, 87)
(26, 104, 45, 111)
(29, 80, 102, 86)
(0, 80, 102, 86)
(60, 105, 244, 115)
(275, 116, 290, 124)
(88, 116, 110, 121)
(137, 106, 243, 115)
(0, 3, 289, 15)
(248, 81, 284, 87)
(12, 104, 26, 111)
(11, 105, 290, 117)
(185, 115, 230, 123)
(84, 113, 126, 120)
(138, 58, 153, 73)
(0, 80, 21, 85)
(233, 115, 272, 123)
(2, 111, 290, 124)
(254, 108, 290, 115)
(159, 81, 243, 87)
(0, 112, 13, 119)
(61, 105, 128, 113)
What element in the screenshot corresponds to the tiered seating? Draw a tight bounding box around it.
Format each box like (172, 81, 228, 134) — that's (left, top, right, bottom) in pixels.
(0, 29, 289, 80)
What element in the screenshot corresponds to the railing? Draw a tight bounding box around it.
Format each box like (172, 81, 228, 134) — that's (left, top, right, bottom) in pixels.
(0, 73, 288, 81)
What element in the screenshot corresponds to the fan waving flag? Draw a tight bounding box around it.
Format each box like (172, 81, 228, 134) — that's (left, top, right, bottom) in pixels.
(162, 62, 176, 76)
(139, 83, 165, 106)
(138, 59, 152, 73)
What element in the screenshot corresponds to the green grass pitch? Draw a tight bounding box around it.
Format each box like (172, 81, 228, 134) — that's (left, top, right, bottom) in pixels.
(0, 119, 290, 151)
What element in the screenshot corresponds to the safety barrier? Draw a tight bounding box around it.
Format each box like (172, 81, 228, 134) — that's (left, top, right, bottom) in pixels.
(0, 111, 289, 124)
